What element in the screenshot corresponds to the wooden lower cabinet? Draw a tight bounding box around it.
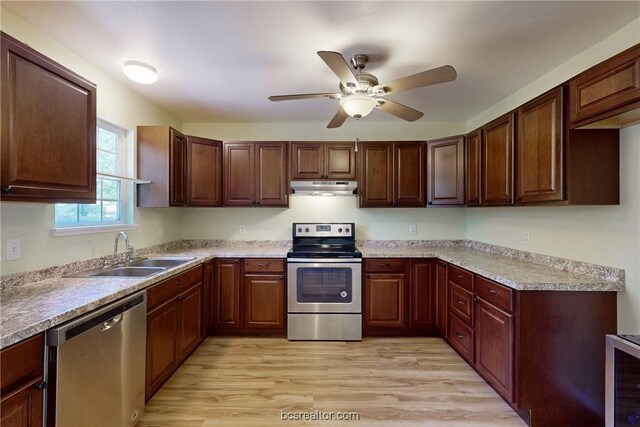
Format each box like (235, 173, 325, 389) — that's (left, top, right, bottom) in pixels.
(409, 260, 434, 331)
(146, 266, 204, 400)
(212, 258, 286, 334)
(434, 260, 448, 336)
(244, 274, 285, 328)
(474, 298, 514, 402)
(0, 334, 44, 427)
(364, 273, 406, 329)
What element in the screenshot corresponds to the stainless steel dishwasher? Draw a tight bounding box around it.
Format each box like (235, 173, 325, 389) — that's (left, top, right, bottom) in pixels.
(45, 290, 147, 427)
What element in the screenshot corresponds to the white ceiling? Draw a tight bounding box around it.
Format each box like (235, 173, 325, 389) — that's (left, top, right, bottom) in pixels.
(4, 1, 639, 124)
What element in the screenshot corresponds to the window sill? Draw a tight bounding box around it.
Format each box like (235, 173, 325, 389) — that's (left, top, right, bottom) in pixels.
(51, 223, 139, 237)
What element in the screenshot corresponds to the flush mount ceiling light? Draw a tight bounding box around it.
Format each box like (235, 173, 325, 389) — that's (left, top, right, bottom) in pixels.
(339, 93, 377, 119)
(122, 60, 158, 84)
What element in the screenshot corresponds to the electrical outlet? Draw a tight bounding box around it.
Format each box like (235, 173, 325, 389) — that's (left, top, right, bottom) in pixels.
(6, 239, 21, 261)
(523, 230, 530, 245)
(408, 224, 417, 235)
(239, 225, 247, 235)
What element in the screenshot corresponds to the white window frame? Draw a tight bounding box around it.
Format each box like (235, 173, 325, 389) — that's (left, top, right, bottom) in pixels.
(52, 119, 138, 236)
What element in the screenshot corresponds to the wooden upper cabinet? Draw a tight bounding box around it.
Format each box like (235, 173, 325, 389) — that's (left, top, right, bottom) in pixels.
(482, 113, 514, 206)
(395, 142, 426, 207)
(427, 136, 465, 206)
(359, 142, 394, 207)
(224, 142, 288, 207)
(466, 130, 482, 206)
(1, 32, 96, 203)
(186, 136, 222, 206)
(256, 143, 288, 206)
(169, 129, 186, 206)
(359, 141, 425, 207)
(570, 44, 640, 128)
(516, 87, 563, 203)
(291, 142, 356, 180)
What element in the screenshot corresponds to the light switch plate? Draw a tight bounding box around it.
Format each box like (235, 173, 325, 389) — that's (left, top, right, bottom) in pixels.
(239, 225, 247, 235)
(523, 230, 530, 245)
(6, 239, 21, 261)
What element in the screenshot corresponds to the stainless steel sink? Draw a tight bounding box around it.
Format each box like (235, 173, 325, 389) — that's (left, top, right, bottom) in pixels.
(125, 257, 195, 268)
(91, 267, 165, 277)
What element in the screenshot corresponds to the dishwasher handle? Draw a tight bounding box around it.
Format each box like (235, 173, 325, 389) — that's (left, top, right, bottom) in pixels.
(100, 314, 123, 332)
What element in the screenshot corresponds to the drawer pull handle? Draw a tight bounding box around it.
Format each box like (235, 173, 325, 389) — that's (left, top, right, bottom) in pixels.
(455, 333, 464, 340)
(176, 280, 183, 286)
(456, 299, 465, 305)
(488, 289, 498, 295)
(279, 276, 284, 279)
(379, 263, 391, 267)
(457, 274, 464, 278)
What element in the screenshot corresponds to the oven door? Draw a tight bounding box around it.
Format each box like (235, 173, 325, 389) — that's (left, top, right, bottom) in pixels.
(287, 260, 361, 313)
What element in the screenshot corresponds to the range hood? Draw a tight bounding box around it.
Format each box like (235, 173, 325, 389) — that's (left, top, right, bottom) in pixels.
(290, 180, 357, 196)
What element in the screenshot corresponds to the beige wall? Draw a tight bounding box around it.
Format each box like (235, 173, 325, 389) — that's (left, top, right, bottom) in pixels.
(0, 8, 183, 275)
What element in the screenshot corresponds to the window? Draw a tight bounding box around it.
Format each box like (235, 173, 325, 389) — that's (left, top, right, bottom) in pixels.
(54, 120, 134, 232)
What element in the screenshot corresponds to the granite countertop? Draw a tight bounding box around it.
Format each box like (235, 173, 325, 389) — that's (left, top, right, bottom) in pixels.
(0, 240, 624, 350)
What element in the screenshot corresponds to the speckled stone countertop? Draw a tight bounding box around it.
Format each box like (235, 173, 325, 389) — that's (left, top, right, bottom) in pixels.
(0, 239, 624, 349)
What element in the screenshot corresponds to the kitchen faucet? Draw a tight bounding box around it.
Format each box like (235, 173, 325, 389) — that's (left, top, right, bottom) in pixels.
(113, 231, 134, 265)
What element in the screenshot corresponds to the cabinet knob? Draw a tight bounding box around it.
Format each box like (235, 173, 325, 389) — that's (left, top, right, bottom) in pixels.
(456, 299, 464, 305)
(1, 186, 13, 194)
(506, 198, 511, 203)
(428, 201, 433, 205)
(279, 275, 284, 279)
(366, 275, 370, 279)
(515, 196, 521, 202)
(35, 381, 46, 391)
(234, 259, 239, 263)
(455, 333, 464, 340)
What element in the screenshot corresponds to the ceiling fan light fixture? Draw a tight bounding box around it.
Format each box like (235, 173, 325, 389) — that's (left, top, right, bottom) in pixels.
(339, 94, 377, 118)
(122, 60, 158, 84)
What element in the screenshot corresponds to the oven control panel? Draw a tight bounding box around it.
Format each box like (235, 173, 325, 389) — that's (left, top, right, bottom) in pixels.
(292, 223, 355, 238)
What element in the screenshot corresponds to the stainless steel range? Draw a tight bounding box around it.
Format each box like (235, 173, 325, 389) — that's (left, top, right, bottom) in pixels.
(287, 223, 362, 341)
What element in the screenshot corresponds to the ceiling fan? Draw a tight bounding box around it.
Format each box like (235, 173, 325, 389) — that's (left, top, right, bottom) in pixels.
(268, 51, 457, 128)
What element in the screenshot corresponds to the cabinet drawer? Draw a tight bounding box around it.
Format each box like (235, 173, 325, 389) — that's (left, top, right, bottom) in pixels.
(447, 264, 474, 291)
(449, 314, 474, 363)
(449, 283, 474, 326)
(244, 258, 284, 273)
(147, 265, 203, 311)
(476, 276, 514, 313)
(364, 258, 406, 273)
(1, 334, 44, 393)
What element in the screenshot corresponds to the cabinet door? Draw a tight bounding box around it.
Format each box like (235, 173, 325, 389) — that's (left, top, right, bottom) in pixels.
(146, 299, 179, 400)
(466, 129, 482, 206)
(1, 33, 96, 202)
(395, 142, 426, 207)
(255, 142, 288, 206)
(0, 379, 43, 427)
(570, 44, 640, 127)
(203, 260, 215, 335)
(214, 259, 241, 328)
(516, 87, 563, 203)
(435, 260, 448, 336)
(364, 273, 406, 328)
(178, 283, 204, 360)
(409, 260, 434, 330)
(325, 142, 356, 179)
(475, 299, 515, 402)
(291, 142, 323, 179)
(427, 137, 465, 206)
(186, 136, 222, 206)
(359, 142, 394, 207)
(223, 143, 255, 206)
(169, 128, 186, 206)
(244, 274, 285, 328)
(482, 113, 514, 206)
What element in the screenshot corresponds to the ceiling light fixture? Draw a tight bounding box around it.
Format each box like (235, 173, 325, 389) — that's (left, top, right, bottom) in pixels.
(339, 93, 377, 118)
(122, 60, 158, 84)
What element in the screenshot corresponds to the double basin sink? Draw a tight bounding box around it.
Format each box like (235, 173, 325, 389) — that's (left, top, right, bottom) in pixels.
(69, 257, 196, 278)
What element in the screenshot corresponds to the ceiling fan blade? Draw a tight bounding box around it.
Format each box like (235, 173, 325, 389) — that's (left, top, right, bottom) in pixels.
(327, 108, 348, 128)
(268, 93, 336, 102)
(377, 99, 424, 122)
(317, 51, 360, 89)
(374, 65, 457, 95)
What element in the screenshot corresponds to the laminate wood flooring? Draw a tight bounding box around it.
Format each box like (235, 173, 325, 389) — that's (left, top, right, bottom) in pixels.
(140, 337, 526, 427)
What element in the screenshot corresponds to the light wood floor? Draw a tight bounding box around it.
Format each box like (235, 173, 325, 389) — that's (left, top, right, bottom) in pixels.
(140, 337, 526, 427)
